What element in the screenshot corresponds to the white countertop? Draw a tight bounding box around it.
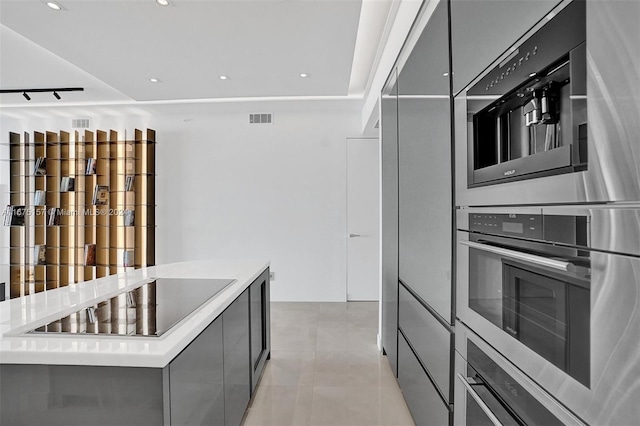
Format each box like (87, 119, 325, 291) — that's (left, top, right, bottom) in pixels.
(0, 259, 269, 368)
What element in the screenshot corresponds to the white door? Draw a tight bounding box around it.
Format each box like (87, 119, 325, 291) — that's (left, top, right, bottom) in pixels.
(347, 138, 380, 301)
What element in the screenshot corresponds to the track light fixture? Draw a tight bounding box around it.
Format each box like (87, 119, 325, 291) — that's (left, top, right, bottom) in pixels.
(0, 87, 84, 101)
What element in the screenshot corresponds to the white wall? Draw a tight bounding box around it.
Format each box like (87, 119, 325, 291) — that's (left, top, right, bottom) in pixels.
(0, 99, 363, 301)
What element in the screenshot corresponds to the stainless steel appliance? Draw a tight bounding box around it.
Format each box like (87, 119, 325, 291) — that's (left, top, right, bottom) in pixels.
(454, 0, 640, 206)
(467, 0, 586, 188)
(27, 278, 235, 337)
(457, 205, 640, 424)
(454, 322, 584, 426)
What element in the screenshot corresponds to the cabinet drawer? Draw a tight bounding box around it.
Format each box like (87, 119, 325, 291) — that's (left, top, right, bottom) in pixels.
(399, 284, 452, 402)
(398, 332, 451, 426)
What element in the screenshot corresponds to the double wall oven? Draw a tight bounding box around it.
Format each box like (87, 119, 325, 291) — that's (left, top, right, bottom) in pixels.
(452, 0, 640, 424)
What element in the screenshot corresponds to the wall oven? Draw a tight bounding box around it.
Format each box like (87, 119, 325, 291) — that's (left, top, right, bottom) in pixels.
(457, 205, 640, 425)
(454, 322, 584, 426)
(454, 0, 640, 206)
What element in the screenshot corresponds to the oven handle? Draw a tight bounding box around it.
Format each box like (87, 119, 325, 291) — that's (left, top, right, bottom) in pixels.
(457, 373, 504, 426)
(459, 240, 574, 272)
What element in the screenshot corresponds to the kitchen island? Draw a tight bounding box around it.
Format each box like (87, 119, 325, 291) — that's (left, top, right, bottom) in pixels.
(0, 259, 271, 426)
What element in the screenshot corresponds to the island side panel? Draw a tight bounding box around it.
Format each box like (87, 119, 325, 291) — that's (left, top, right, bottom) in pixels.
(250, 267, 271, 393)
(223, 288, 251, 426)
(0, 364, 164, 426)
(167, 316, 225, 426)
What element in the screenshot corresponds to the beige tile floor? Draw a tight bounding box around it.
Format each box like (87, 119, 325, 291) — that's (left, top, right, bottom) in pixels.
(242, 302, 415, 426)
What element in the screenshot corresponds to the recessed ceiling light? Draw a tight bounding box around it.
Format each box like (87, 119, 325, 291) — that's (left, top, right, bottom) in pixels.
(219, 75, 228, 80)
(299, 73, 308, 78)
(156, 0, 170, 6)
(149, 78, 160, 83)
(46, 2, 62, 10)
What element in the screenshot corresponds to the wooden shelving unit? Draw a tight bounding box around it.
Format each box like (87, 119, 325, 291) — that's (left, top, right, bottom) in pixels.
(3, 129, 155, 299)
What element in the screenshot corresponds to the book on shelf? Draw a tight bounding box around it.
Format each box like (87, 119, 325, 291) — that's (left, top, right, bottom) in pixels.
(33, 157, 47, 176)
(60, 176, 75, 192)
(92, 185, 109, 205)
(123, 209, 135, 226)
(34, 190, 46, 206)
(85, 158, 96, 175)
(123, 250, 134, 267)
(3, 205, 26, 226)
(46, 207, 61, 226)
(84, 244, 97, 266)
(34, 245, 46, 265)
(124, 175, 135, 191)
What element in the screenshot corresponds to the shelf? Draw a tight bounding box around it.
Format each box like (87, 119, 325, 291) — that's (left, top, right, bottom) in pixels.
(8, 173, 156, 178)
(3, 142, 69, 147)
(3, 157, 141, 161)
(2, 224, 155, 234)
(5, 129, 156, 299)
(1, 140, 155, 147)
(9, 263, 133, 268)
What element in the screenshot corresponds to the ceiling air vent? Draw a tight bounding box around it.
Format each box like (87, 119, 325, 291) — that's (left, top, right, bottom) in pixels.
(249, 113, 273, 124)
(72, 118, 91, 129)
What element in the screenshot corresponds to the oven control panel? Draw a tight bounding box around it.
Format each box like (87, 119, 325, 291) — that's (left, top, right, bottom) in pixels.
(470, 214, 543, 239)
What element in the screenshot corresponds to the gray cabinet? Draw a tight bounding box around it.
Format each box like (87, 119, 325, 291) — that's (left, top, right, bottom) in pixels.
(0, 364, 164, 426)
(0, 270, 270, 426)
(381, 69, 399, 376)
(398, 332, 451, 426)
(397, 0, 453, 325)
(450, 0, 559, 94)
(169, 318, 225, 426)
(250, 268, 270, 393)
(398, 284, 453, 403)
(223, 289, 250, 426)
(382, 0, 456, 422)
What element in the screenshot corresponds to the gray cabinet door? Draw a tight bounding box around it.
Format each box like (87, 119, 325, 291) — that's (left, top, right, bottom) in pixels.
(450, 0, 559, 94)
(398, 332, 450, 426)
(250, 268, 270, 393)
(169, 317, 225, 426)
(398, 284, 452, 403)
(381, 70, 399, 376)
(223, 289, 250, 426)
(397, 0, 453, 324)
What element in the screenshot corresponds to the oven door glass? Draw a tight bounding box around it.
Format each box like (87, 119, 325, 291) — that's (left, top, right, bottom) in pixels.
(468, 247, 504, 328)
(503, 264, 567, 369)
(468, 245, 590, 387)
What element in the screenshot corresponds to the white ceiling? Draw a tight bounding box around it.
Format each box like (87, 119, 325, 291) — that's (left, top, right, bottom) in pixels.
(0, 0, 393, 107)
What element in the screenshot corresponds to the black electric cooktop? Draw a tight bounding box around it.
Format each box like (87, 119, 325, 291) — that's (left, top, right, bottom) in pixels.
(28, 278, 236, 337)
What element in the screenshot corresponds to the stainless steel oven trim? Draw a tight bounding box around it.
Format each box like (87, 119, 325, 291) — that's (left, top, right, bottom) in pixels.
(454, 321, 586, 426)
(456, 373, 503, 426)
(459, 205, 640, 256)
(459, 240, 574, 271)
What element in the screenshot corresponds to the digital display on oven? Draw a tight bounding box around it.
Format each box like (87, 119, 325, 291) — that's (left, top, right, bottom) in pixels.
(503, 222, 524, 234)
